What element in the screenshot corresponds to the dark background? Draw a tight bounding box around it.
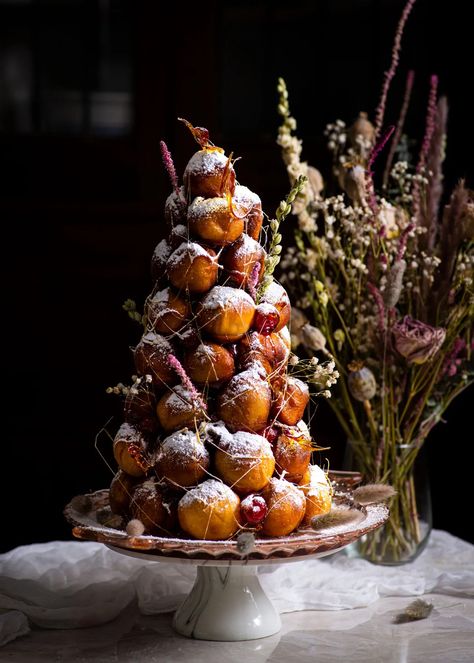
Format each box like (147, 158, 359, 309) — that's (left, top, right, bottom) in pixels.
(1, 0, 472, 553)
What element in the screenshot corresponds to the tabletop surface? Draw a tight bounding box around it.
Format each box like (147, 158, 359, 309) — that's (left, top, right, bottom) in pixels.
(1, 593, 473, 662)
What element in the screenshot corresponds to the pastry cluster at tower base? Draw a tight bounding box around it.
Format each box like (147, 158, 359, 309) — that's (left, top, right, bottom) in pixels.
(108, 132, 332, 541)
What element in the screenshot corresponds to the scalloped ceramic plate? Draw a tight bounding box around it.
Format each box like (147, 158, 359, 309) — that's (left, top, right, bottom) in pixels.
(64, 471, 388, 563)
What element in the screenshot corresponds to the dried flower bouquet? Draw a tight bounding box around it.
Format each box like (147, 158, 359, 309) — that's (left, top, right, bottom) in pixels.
(277, 0, 473, 563)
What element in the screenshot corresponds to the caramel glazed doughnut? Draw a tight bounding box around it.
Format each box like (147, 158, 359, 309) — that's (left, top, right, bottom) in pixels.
(107, 126, 332, 541)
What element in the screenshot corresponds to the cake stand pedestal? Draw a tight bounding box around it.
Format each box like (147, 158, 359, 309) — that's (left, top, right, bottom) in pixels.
(66, 474, 387, 642)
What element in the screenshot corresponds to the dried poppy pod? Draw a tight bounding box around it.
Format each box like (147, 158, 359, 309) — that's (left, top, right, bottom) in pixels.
(187, 197, 245, 246)
(299, 464, 332, 525)
(167, 241, 218, 294)
(261, 477, 306, 537)
(237, 331, 289, 375)
(156, 384, 205, 433)
(164, 187, 187, 225)
(214, 430, 275, 495)
(222, 233, 265, 286)
(134, 332, 176, 387)
(272, 376, 310, 426)
(130, 479, 177, 535)
(259, 282, 291, 332)
(184, 342, 235, 385)
(113, 422, 150, 478)
(184, 148, 235, 199)
(197, 286, 255, 343)
(217, 366, 271, 433)
(109, 470, 140, 516)
(150, 239, 171, 282)
(178, 479, 241, 540)
(274, 424, 312, 483)
(233, 185, 263, 240)
(145, 287, 190, 335)
(155, 428, 210, 489)
(124, 381, 158, 434)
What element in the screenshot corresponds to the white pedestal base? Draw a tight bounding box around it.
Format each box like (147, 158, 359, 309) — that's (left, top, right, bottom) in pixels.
(172, 565, 281, 641)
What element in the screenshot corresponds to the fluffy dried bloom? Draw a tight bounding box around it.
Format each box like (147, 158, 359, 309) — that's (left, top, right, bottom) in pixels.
(352, 483, 397, 505)
(392, 315, 446, 364)
(301, 324, 326, 351)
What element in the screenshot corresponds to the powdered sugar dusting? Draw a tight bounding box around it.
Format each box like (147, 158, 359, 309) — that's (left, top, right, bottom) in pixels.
(160, 429, 208, 460)
(200, 286, 254, 311)
(233, 185, 261, 206)
(184, 150, 229, 178)
(261, 281, 289, 306)
(164, 384, 201, 414)
(188, 196, 230, 220)
(167, 241, 214, 269)
(268, 477, 306, 510)
(179, 478, 237, 509)
(153, 239, 171, 263)
(218, 430, 273, 465)
(224, 366, 269, 399)
(140, 332, 173, 353)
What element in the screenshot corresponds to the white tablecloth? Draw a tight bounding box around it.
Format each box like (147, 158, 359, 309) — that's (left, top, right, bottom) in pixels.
(0, 530, 473, 657)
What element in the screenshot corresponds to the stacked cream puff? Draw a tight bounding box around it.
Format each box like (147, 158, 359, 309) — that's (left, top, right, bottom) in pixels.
(109, 139, 331, 540)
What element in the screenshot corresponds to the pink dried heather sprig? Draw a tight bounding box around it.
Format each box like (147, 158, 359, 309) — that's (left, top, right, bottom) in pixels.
(160, 140, 180, 197)
(247, 262, 261, 301)
(366, 125, 395, 218)
(383, 70, 415, 188)
(374, 0, 417, 138)
(167, 353, 207, 412)
(412, 75, 439, 221)
(396, 222, 414, 261)
(441, 338, 466, 378)
(368, 282, 387, 333)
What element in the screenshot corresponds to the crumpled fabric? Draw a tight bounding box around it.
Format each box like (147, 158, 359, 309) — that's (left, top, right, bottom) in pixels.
(0, 529, 472, 646)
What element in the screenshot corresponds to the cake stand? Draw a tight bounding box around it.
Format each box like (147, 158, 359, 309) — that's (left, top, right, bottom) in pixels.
(65, 471, 388, 642)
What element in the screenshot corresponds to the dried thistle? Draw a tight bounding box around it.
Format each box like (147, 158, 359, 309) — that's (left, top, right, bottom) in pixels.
(352, 483, 397, 505)
(393, 599, 433, 624)
(236, 531, 256, 555)
(126, 519, 145, 537)
(311, 507, 365, 531)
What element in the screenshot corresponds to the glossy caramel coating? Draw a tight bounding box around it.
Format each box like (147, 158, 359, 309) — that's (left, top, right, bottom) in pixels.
(188, 197, 244, 246)
(134, 332, 176, 387)
(155, 429, 210, 488)
(184, 342, 235, 385)
(217, 366, 271, 433)
(145, 287, 190, 335)
(113, 422, 149, 477)
(109, 470, 140, 516)
(178, 479, 241, 540)
(233, 185, 263, 240)
(274, 427, 312, 483)
(222, 234, 265, 286)
(130, 479, 177, 535)
(197, 286, 255, 343)
(214, 430, 275, 494)
(272, 377, 310, 426)
(156, 385, 204, 433)
(167, 242, 218, 294)
(299, 464, 332, 524)
(237, 331, 289, 375)
(261, 477, 306, 537)
(259, 282, 291, 332)
(184, 149, 236, 199)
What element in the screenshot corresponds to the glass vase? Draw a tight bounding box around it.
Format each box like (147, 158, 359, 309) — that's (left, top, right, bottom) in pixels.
(346, 443, 432, 565)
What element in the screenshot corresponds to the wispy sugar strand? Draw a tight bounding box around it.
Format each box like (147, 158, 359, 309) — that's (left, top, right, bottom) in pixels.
(160, 141, 180, 196)
(374, 0, 417, 137)
(383, 70, 415, 188)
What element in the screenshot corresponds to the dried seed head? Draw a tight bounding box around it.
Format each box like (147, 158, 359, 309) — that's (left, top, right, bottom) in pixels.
(352, 483, 397, 505)
(126, 519, 146, 536)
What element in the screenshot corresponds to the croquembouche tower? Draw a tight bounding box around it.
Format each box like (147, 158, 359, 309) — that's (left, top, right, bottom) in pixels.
(109, 120, 332, 542)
